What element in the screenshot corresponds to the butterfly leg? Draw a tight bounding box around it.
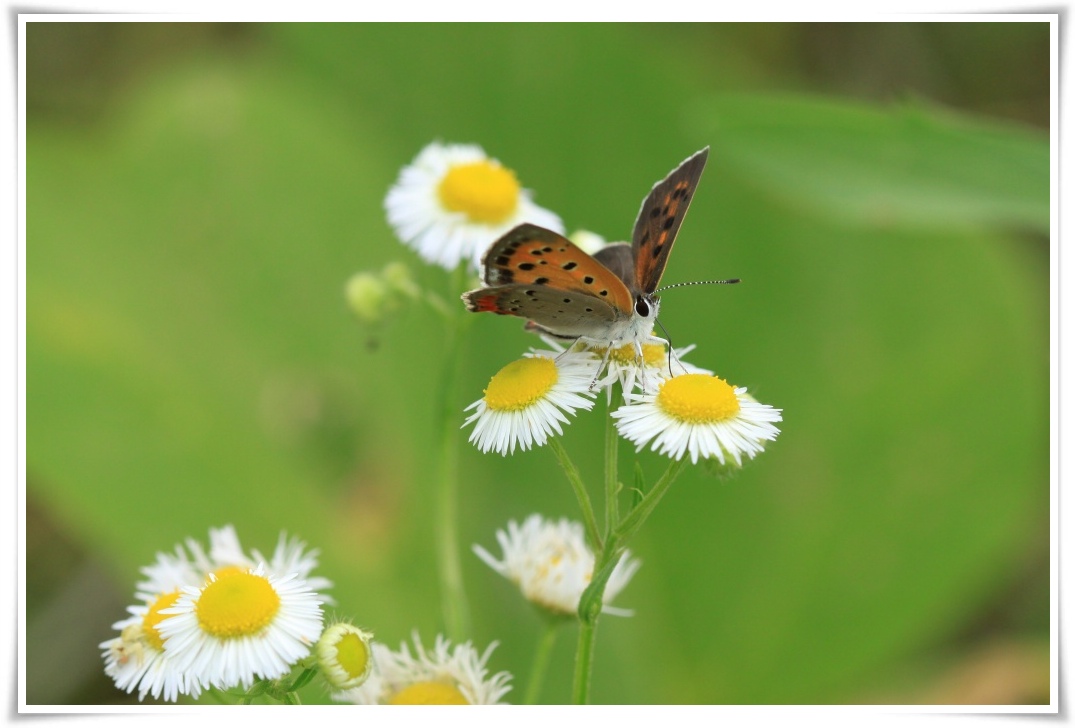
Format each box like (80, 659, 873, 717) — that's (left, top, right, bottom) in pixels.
(633, 341, 658, 395)
(554, 337, 583, 363)
(589, 342, 614, 392)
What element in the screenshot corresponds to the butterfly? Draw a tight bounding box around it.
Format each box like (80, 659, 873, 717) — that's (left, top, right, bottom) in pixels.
(462, 147, 713, 353)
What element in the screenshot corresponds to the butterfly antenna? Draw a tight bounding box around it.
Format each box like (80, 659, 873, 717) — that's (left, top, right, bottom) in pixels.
(653, 318, 687, 377)
(654, 278, 740, 294)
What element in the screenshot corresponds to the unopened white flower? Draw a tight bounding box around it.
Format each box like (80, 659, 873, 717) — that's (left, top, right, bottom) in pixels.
(385, 141, 563, 271)
(463, 349, 599, 456)
(613, 373, 782, 465)
(157, 565, 325, 691)
(316, 622, 374, 691)
(473, 514, 640, 617)
(333, 633, 512, 705)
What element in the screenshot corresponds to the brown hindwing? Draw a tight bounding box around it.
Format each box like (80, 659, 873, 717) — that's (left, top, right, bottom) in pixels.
(461, 284, 618, 338)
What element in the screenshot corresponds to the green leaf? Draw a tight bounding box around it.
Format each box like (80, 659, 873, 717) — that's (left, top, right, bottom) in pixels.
(696, 93, 1049, 232)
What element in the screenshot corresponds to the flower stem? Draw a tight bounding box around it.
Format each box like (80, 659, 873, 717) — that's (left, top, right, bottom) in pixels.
(524, 620, 560, 704)
(603, 395, 620, 537)
(572, 610, 599, 704)
(433, 265, 472, 642)
(572, 453, 689, 703)
(548, 438, 602, 550)
(613, 457, 688, 545)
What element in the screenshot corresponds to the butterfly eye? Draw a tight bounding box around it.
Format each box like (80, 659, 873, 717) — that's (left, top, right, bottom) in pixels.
(634, 297, 651, 318)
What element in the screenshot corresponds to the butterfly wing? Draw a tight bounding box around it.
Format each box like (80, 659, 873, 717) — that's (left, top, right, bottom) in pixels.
(478, 224, 635, 316)
(630, 147, 709, 294)
(462, 283, 620, 339)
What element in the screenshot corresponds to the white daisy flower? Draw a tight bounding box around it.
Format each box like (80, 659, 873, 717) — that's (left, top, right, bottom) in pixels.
(333, 632, 512, 705)
(315, 622, 374, 691)
(101, 525, 333, 701)
(385, 141, 563, 272)
(100, 589, 201, 702)
(463, 348, 600, 456)
(613, 373, 782, 466)
(473, 514, 640, 618)
(157, 565, 325, 692)
(101, 546, 203, 702)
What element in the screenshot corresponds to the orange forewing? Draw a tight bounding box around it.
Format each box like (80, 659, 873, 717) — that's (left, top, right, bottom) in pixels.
(479, 223, 634, 315)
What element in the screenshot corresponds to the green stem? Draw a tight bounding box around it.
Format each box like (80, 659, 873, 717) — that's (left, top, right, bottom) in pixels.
(572, 456, 689, 704)
(603, 394, 620, 538)
(571, 404, 622, 706)
(613, 457, 688, 546)
(548, 438, 602, 550)
(572, 613, 599, 704)
(524, 620, 560, 704)
(434, 265, 471, 642)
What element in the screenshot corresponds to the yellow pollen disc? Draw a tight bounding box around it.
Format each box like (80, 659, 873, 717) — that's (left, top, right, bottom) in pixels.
(334, 632, 370, 680)
(142, 591, 182, 651)
(656, 374, 741, 424)
(437, 160, 521, 223)
(389, 681, 470, 705)
(594, 342, 666, 366)
(484, 357, 558, 412)
(195, 571, 281, 638)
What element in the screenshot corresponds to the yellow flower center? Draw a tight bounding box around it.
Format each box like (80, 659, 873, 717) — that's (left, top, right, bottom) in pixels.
(389, 681, 470, 705)
(484, 357, 557, 412)
(437, 160, 521, 223)
(333, 631, 370, 681)
(594, 341, 666, 366)
(195, 570, 281, 638)
(656, 374, 740, 424)
(142, 591, 182, 651)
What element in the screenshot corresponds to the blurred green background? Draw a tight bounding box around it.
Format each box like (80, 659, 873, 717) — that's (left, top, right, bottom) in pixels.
(25, 21, 1050, 705)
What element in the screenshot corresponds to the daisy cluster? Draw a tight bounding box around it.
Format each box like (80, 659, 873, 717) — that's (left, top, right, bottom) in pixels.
(101, 526, 514, 705)
(462, 337, 782, 467)
(99, 525, 330, 702)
